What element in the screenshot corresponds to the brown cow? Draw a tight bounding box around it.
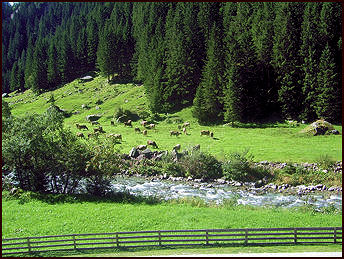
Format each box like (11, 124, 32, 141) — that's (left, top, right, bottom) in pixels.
(137, 144, 147, 150)
(182, 127, 187, 135)
(147, 123, 155, 129)
(76, 132, 84, 138)
(142, 130, 148, 136)
(94, 126, 105, 133)
(183, 122, 190, 128)
(147, 140, 158, 148)
(200, 130, 210, 136)
(107, 133, 122, 141)
(141, 120, 148, 127)
(76, 123, 88, 130)
(88, 132, 99, 138)
(124, 120, 132, 127)
(170, 130, 181, 136)
(173, 144, 181, 152)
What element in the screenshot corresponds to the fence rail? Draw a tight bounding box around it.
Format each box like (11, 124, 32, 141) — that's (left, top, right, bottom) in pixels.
(2, 227, 342, 255)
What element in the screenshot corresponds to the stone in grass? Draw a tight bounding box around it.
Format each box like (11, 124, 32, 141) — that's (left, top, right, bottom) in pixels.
(299, 119, 338, 136)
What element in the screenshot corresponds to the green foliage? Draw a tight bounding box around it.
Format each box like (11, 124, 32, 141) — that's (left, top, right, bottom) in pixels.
(2, 108, 90, 193)
(180, 150, 222, 180)
(273, 163, 342, 187)
(223, 149, 271, 182)
(316, 154, 337, 171)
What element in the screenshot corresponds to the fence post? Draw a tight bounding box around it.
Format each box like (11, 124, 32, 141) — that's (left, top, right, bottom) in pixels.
(73, 235, 76, 249)
(244, 229, 248, 245)
(158, 231, 162, 246)
(116, 233, 119, 248)
(205, 231, 209, 245)
(294, 229, 297, 244)
(27, 237, 31, 253)
(334, 227, 337, 244)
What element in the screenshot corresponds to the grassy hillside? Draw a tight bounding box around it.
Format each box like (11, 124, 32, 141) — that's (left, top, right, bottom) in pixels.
(4, 72, 342, 162)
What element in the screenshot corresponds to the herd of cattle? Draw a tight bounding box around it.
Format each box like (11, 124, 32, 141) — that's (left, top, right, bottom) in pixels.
(75, 119, 214, 149)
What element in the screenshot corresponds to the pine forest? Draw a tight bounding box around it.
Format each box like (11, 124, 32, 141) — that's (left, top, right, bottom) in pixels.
(2, 2, 342, 124)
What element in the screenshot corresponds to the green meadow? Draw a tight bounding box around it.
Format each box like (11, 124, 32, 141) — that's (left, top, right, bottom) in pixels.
(4, 73, 342, 163)
(3, 73, 342, 256)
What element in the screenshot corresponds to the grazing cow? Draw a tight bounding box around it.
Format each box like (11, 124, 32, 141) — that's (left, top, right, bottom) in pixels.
(182, 127, 187, 135)
(147, 140, 158, 148)
(141, 120, 148, 127)
(91, 121, 99, 125)
(183, 122, 190, 128)
(200, 130, 210, 136)
(137, 145, 147, 150)
(170, 130, 181, 136)
(142, 130, 148, 136)
(88, 132, 99, 138)
(76, 123, 88, 130)
(107, 133, 122, 141)
(94, 126, 105, 133)
(124, 120, 132, 127)
(148, 123, 155, 129)
(134, 127, 141, 133)
(173, 144, 181, 152)
(76, 132, 84, 138)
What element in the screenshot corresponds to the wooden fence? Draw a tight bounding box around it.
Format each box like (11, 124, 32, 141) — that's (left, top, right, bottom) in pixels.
(2, 227, 342, 255)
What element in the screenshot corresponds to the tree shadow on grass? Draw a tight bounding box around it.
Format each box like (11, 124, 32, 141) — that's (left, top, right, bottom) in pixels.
(14, 190, 162, 206)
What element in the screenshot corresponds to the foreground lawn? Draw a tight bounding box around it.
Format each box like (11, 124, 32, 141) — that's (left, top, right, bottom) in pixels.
(2, 196, 341, 239)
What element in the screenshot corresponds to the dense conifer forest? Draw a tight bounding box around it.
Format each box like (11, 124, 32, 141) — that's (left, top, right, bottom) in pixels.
(2, 2, 342, 123)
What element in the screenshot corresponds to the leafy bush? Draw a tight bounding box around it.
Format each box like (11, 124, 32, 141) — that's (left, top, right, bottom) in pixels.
(114, 107, 139, 122)
(179, 151, 222, 180)
(162, 162, 186, 177)
(273, 164, 342, 186)
(222, 149, 270, 182)
(2, 107, 91, 193)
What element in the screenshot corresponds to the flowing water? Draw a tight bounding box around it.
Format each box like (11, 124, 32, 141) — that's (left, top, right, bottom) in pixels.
(104, 175, 342, 210)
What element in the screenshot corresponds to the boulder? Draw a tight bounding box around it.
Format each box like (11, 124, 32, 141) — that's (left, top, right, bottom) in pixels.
(141, 148, 153, 159)
(129, 147, 139, 159)
(86, 114, 102, 122)
(300, 119, 336, 136)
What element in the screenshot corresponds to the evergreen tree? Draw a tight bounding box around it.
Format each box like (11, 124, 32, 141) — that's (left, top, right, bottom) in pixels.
(223, 2, 264, 122)
(30, 37, 48, 93)
(96, 19, 116, 81)
(47, 39, 60, 89)
(316, 44, 341, 122)
(272, 2, 305, 120)
(193, 23, 224, 124)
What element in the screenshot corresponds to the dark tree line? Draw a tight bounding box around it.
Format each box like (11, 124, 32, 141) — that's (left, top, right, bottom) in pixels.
(2, 2, 342, 123)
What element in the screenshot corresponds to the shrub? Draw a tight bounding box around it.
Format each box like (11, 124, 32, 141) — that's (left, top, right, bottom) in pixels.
(114, 107, 139, 122)
(179, 151, 222, 180)
(162, 162, 186, 177)
(222, 149, 270, 182)
(2, 107, 91, 193)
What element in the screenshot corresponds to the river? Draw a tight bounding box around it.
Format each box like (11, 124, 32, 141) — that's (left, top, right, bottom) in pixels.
(89, 175, 342, 211)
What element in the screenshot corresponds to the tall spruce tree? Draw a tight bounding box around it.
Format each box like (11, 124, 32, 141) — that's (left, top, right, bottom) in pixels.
(193, 23, 224, 124)
(272, 2, 305, 120)
(316, 44, 340, 122)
